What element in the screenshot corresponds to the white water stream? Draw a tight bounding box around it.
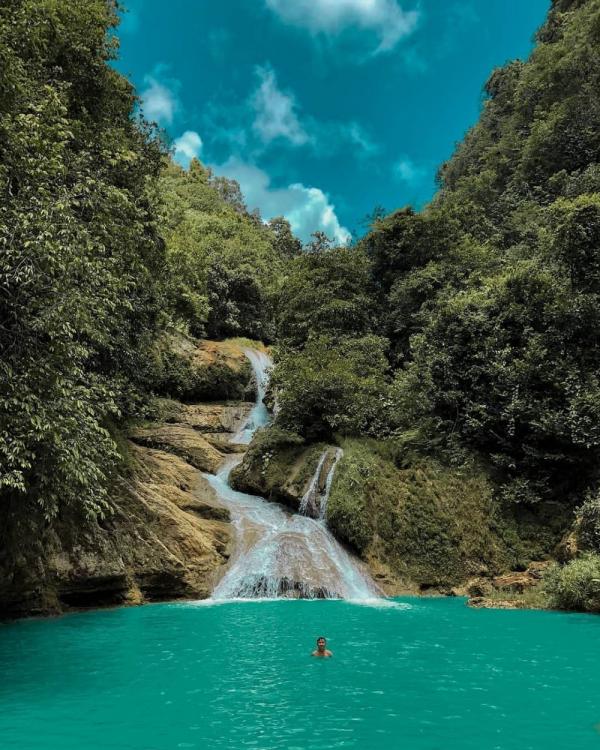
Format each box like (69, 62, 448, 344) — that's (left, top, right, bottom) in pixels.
(205, 349, 378, 600)
(299, 447, 343, 520)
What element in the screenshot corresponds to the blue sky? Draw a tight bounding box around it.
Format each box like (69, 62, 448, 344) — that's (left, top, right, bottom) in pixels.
(116, 0, 550, 243)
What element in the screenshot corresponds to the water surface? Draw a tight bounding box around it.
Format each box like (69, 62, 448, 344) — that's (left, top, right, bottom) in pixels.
(1, 598, 600, 749)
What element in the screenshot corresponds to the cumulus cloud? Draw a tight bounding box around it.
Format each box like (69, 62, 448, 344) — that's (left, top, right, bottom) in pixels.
(252, 66, 309, 146)
(265, 0, 419, 54)
(214, 157, 351, 245)
(393, 157, 426, 185)
(173, 131, 203, 168)
(140, 70, 180, 126)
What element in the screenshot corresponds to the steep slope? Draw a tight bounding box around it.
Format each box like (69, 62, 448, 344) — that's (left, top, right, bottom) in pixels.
(0, 339, 256, 619)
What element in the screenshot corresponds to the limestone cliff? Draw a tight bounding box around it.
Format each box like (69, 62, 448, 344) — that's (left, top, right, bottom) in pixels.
(0, 338, 255, 620)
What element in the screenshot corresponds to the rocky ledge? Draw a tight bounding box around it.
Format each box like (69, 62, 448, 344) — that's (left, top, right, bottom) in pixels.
(0, 444, 233, 619)
(0, 338, 257, 620)
(464, 562, 552, 610)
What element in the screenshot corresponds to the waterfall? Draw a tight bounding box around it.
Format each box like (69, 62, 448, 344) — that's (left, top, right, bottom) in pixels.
(206, 349, 379, 601)
(298, 452, 327, 517)
(230, 349, 271, 444)
(299, 447, 343, 520)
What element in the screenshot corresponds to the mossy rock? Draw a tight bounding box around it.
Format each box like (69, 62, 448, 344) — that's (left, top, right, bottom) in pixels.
(151, 331, 254, 402)
(327, 439, 572, 590)
(229, 429, 572, 593)
(230, 427, 325, 510)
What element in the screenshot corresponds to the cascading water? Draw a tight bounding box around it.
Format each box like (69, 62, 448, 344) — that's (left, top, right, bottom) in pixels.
(299, 447, 343, 520)
(205, 349, 378, 601)
(230, 349, 271, 444)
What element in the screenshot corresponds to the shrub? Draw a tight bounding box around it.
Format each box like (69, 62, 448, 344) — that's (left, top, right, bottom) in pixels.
(544, 554, 600, 612)
(577, 493, 600, 552)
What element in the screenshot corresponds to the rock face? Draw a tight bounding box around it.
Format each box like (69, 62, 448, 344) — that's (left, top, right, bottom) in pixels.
(462, 561, 552, 610)
(468, 598, 528, 610)
(0, 446, 232, 619)
(154, 331, 256, 402)
(166, 401, 252, 434)
(230, 436, 326, 511)
(130, 423, 224, 473)
(227, 430, 571, 599)
(0, 337, 258, 620)
(156, 400, 253, 454)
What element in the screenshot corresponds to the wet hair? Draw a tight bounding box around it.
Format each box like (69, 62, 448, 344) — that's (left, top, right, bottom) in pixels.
(317, 636, 326, 643)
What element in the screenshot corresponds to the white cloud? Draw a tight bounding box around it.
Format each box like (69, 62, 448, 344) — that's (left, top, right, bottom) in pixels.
(173, 131, 203, 168)
(252, 66, 309, 146)
(248, 65, 378, 158)
(265, 0, 419, 54)
(338, 121, 379, 155)
(214, 157, 351, 245)
(394, 157, 426, 185)
(201, 65, 379, 161)
(141, 72, 179, 126)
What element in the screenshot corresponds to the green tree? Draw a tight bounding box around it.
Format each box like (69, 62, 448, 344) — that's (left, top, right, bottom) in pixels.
(274, 336, 391, 440)
(0, 0, 165, 520)
(276, 246, 377, 348)
(267, 216, 302, 258)
(158, 160, 286, 342)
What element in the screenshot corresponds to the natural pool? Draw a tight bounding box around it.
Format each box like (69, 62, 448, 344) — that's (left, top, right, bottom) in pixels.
(1, 598, 599, 750)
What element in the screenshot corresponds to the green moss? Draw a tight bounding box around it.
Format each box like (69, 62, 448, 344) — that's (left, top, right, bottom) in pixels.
(148, 332, 256, 403)
(481, 587, 551, 610)
(230, 427, 326, 510)
(153, 350, 251, 402)
(492, 501, 573, 570)
(104, 420, 135, 476)
(328, 439, 569, 588)
(232, 431, 572, 590)
(225, 337, 269, 352)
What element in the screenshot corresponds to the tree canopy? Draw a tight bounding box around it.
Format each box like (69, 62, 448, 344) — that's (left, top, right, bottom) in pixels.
(273, 0, 600, 508)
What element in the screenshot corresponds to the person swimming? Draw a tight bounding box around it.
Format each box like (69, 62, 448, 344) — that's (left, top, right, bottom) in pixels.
(312, 636, 332, 658)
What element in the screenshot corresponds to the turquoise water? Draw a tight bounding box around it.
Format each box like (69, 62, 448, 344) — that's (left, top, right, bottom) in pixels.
(1, 598, 600, 750)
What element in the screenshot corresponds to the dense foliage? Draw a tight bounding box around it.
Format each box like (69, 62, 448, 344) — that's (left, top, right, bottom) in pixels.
(274, 334, 390, 440)
(3, 0, 600, 612)
(544, 554, 600, 612)
(0, 0, 289, 522)
(159, 160, 287, 342)
(0, 0, 166, 520)
(274, 0, 600, 511)
(383, 0, 600, 505)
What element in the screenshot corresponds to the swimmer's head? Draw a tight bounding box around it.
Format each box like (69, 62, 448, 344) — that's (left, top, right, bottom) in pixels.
(316, 637, 326, 651)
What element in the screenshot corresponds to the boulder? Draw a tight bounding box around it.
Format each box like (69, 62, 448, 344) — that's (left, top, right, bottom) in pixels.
(230, 438, 326, 512)
(555, 527, 579, 562)
(153, 332, 255, 402)
(129, 423, 224, 473)
(464, 577, 494, 598)
(165, 401, 253, 434)
(492, 572, 536, 594)
(492, 562, 552, 593)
